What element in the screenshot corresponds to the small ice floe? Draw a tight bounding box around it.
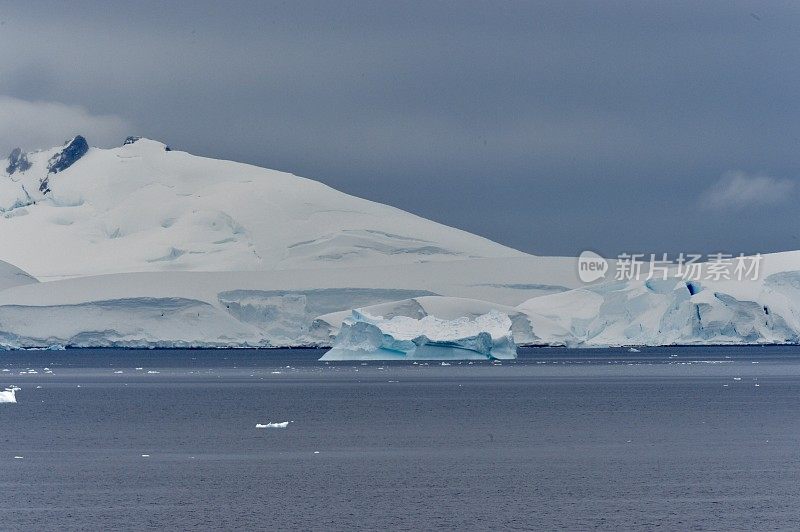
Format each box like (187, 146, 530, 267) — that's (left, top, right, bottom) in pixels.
(114, 371, 124, 374)
(271, 371, 282, 375)
(1, 386, 20, 403)
(135, 367, 144, 371)
(755, 383, 761, 387)
(441, 362, 451, 366)
(313, 451, 320, 454)
(146, 371, 160, 374)
(35, 385, 42, 389)
(256, 421, 291, 429)
(733, 377, 742, 381)
(13, 456, 23, 459)
(141, 454, 150, 458)
(1, 369, 8, 372)
(628, 348, 640, 353)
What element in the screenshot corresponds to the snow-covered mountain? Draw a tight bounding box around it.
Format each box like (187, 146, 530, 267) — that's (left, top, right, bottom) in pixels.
(4, 136, 799, 351)
(1, 136, 526, 278)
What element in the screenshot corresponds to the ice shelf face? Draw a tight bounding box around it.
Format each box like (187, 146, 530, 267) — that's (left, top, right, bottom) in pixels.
(517, 251, 800, 347)
(320, 309, 517, 360)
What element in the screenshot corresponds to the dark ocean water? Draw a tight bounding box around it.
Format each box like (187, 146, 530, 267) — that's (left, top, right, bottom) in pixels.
(2, 346, 800, 530)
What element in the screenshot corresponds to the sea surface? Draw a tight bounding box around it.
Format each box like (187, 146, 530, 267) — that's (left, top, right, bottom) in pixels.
(2, 346, 800, 530)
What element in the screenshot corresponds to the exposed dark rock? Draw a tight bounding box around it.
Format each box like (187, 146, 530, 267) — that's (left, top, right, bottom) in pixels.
(164, 145, 172, 152)
(123, 136, 142, 146)
(6, 148, 31, 175)
(47, 135, 89, 174)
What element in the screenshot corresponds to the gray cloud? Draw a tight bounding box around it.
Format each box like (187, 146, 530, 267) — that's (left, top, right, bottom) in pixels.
(0, 0, 798, 256)
(0, 96, 131, 154)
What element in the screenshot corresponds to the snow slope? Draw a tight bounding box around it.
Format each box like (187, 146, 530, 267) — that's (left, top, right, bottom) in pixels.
(1, 136, 526, 278)
(0, 260, 37, 292)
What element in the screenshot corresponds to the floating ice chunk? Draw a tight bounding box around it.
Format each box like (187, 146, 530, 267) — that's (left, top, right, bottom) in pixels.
(321, 309, 516, 361)
(113, 371, 123, 374)
(141, 454, 150, 458)
(147, 371, 160, 374)
(0, 386, 20, 403)
(14, 456, 23, 459)
(256, 421, 291, 429)
(628, 348, 640, 352)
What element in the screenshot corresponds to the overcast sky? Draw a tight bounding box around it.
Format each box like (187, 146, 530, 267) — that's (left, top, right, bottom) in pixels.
(0, 0, 798, 257)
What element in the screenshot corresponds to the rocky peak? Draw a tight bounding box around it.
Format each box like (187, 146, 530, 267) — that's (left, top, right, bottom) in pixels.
(47, 135, 89, 175)
(6, 147, 31, 175)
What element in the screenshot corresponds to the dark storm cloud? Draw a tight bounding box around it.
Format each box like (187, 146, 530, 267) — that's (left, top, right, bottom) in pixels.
(0, 0, 798, 256)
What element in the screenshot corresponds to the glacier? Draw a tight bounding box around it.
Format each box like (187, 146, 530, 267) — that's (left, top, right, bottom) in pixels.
(0, 257, 573, 349)
(517, 251, 800, 347)
(3, 136, 800, 350)
(320, 309, 517, 361)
